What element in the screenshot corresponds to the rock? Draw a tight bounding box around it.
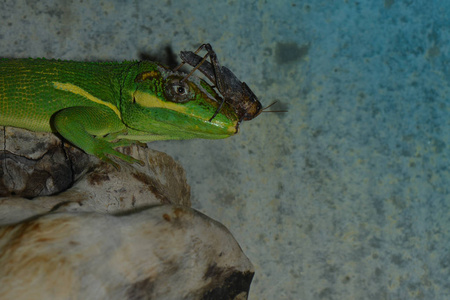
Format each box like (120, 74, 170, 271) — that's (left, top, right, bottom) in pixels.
(0, 127, 254, 299)
(0, 127, 191, 224)
(0, 127, 77, 198)
(0, 205, 254, 300)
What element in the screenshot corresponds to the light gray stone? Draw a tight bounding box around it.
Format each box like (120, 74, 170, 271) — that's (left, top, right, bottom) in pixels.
(0, 126, 190, 225)
(0, 205, 254, 300)
(0, 127, 253, 299)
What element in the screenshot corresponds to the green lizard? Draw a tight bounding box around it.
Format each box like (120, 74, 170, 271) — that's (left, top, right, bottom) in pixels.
(0, 58, 239, 167)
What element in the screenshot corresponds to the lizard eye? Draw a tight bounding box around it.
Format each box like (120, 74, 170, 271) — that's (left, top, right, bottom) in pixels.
(165, 78, 191, 103)
(174, 84, 187, 95)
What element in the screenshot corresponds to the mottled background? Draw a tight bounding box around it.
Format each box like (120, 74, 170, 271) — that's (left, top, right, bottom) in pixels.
(1, 1, 449, 299)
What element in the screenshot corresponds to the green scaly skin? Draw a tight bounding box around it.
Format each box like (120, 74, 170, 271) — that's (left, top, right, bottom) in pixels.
(0, 58, 239, 167)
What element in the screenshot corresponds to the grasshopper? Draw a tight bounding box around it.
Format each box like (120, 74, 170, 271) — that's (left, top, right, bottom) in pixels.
(175, 44, 263, 123)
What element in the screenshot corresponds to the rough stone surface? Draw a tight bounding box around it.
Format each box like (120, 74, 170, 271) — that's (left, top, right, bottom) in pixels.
(0, 127, 253, 299)
(0, 127, 79, 197)
(0, 127, 191, 225)
(0, 205, 254, 300)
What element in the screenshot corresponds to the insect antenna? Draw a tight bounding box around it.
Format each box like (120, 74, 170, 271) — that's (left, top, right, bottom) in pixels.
(261, 101, 288, 114)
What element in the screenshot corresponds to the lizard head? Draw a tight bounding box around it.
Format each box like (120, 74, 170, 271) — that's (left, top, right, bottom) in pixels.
(120, 62, 239, 140)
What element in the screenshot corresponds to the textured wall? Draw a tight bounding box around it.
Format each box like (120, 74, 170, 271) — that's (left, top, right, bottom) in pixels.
(1, 1, 449, 299)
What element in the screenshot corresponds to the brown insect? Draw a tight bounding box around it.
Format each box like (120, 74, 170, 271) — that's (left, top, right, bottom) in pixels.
(174, 44, 263, 122)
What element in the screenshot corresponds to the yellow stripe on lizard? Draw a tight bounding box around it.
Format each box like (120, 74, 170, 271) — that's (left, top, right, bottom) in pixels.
(133, 90, 187, 112)
(1, 58, 240, 167)
(52, 82, 121, 118)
